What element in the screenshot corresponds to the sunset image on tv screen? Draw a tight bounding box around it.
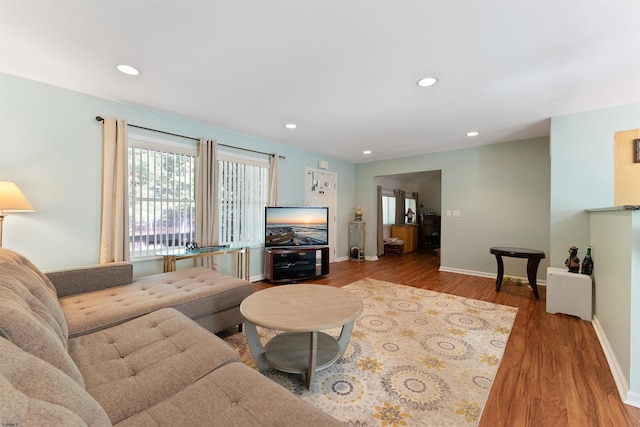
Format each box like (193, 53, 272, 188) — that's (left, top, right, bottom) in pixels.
(265, 207, 328, 246)
(266, 207, 326, 225)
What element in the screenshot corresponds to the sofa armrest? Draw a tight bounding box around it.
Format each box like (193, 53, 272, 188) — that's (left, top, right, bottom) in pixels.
(45, 262, 133, 297)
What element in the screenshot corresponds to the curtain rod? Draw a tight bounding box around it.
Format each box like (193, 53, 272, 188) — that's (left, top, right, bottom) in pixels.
(95, 116, 285, 159)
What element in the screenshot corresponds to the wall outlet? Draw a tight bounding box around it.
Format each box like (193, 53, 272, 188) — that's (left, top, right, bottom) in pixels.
(446, 210, 452, 217)
(453, 210, 461, 217)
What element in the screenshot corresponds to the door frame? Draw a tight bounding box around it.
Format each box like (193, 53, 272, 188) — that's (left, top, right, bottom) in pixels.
(305, 168, 338, 263)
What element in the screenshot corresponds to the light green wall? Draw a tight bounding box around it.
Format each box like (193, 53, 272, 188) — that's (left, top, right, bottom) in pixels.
(356, 137, 551, 279)
(589, 210, 638, 401)
(0, 73, 355, 275)
(549, 103, 640, 266)
(633, 212, 640, 403)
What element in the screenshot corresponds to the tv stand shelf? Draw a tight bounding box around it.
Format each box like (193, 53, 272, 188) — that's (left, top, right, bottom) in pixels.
(265, 246, 330, 283)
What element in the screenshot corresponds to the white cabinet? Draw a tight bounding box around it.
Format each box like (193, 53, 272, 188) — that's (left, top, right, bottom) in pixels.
(546, 267, 593, 321)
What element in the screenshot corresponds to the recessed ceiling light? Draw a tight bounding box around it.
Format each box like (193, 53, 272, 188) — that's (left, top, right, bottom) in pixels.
(416, 77, 438, 87)
(116, 64, 140, 76)
(467, 131, 479, 137)
(363, 150, 372, 155)
(285, 123, 297, 129)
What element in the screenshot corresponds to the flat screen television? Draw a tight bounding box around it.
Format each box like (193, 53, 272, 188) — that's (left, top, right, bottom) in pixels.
(265, 206, 329, 247)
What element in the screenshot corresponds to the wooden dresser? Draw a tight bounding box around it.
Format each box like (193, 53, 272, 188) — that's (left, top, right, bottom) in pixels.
(391, 224, 419, 253)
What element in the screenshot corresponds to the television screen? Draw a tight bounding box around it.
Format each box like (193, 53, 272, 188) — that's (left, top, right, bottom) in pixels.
(265, 206, 329, 247)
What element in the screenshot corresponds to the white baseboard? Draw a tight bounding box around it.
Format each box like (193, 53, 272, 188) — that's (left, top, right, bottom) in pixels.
(626, 390, 640, 408)
(438, 266, 547, 285)
(249, 273, 264, 282)
(591, 315, 634, 406)
(438, 266, 495, 279)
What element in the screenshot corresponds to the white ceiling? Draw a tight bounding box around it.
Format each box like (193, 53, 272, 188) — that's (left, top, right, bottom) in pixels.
(1, 1, 639, 163)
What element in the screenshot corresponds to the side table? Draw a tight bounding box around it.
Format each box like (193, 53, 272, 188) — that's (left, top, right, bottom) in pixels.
(490, 246, 546, 299)
(157, 246, 250, 279)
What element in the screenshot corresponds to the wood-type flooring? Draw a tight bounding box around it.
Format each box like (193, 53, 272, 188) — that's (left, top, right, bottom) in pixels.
(253, 249, 640, 427)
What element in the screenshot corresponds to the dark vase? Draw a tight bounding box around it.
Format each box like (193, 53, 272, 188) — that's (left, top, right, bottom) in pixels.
(581, 246, 594, 275)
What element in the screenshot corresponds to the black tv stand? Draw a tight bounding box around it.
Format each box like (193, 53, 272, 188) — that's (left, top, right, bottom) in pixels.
(264, 246, 330, 283)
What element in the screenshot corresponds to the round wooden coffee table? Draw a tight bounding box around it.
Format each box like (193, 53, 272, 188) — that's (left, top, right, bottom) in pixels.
(240, 284, 363, 388)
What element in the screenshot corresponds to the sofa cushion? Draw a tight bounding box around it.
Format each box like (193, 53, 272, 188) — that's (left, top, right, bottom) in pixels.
(113, 362, 342, 427)
(0, 249, 84, 386)
(69, 307, 239, 425)
(0, 337, 111, 427)
(60, 267, 252, 337)
(0, 249, 68, 341)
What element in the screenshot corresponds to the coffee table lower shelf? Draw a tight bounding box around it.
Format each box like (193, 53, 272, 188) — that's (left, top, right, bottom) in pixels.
(264, 332, 340, 374)
(244, 322, 355, 389)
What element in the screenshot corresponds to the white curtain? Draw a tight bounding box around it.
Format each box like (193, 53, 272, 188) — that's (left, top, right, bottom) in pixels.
(269, 154, 279, 206)
(196, 138, 218, 268)
(100, 117, 130, 264)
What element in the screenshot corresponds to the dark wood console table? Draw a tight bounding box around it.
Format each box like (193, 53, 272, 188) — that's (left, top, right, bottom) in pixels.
(489, 247, 546, 299)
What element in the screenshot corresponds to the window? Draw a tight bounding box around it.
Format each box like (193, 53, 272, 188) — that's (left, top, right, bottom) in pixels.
(382, 195, 396, 225)
(405, 197, 416, 216)
(128, 138, 196, 258)
(218, 153, 269, 246)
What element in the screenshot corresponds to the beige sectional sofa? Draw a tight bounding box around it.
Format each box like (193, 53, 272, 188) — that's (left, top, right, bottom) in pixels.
(0, 248, 342, 426)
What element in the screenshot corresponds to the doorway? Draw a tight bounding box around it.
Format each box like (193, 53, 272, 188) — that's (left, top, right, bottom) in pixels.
(376, 170, 442, 254)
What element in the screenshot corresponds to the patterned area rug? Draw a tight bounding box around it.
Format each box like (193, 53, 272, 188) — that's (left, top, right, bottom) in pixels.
(224, 278, 518, 426)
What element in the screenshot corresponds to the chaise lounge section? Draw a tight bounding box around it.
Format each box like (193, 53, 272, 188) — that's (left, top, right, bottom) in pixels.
(0, 248, 342, 426)
(45, 261, 253, 337)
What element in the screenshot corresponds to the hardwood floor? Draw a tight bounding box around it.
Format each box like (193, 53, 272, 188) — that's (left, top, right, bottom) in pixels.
(253, 249, 640, 427)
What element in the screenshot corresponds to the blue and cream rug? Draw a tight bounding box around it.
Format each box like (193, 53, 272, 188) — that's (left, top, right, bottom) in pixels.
(224, 278, 518, 426)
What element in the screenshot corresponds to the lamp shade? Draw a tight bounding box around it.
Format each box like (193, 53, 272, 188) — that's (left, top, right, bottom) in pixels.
(0, 181, 35, 214)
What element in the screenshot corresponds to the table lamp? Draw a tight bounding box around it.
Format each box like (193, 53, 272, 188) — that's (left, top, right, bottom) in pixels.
(0, 181, 35, 247)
